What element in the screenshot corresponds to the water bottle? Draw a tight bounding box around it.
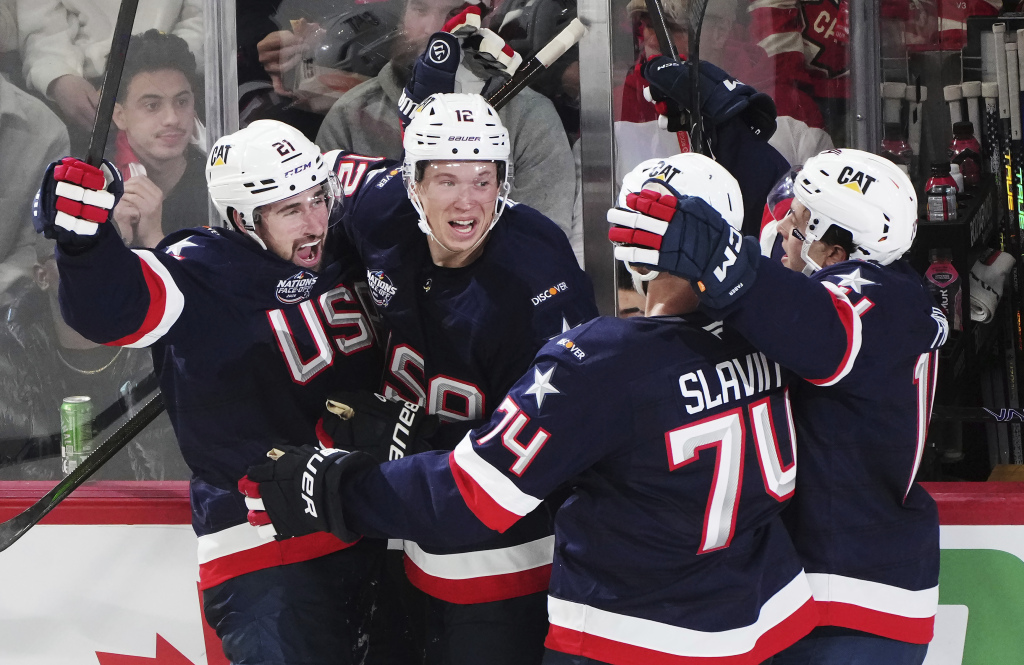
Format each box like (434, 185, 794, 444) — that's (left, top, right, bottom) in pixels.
(924, 248, 962, 333)
(925, 163, 958, 222)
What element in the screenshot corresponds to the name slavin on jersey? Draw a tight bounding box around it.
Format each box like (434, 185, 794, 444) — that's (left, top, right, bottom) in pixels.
(532, 282, 569, 305)
(276, 270, 318, 304)
(678, 351, 783, 415)
(556, 337, 586, 361)
(368, 269, 398, 307)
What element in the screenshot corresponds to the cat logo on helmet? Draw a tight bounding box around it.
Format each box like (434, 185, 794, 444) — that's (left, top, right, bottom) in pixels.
(836, 167, 877, 195)
(642, 161, 682, 185)
(210, 144, 231, 167)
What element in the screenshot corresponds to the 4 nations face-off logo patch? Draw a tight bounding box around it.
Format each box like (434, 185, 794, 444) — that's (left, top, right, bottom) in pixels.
(276, 270, 317, 304)
(368, 269, 398, 308)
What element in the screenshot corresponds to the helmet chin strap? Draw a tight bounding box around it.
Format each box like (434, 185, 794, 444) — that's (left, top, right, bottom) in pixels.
(798, 235, 823, 276)
(625, 262, 659, 298)
(235, 210, 269, 251)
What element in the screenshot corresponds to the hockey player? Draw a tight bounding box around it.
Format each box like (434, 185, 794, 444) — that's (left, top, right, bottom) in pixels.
(607, 146, 947, 664)
(320, 90, 597, 664)
(34, 122, 384, 664)
(240, 152, 819, 665)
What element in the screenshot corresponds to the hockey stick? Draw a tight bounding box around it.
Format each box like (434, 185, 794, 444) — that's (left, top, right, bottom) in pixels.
(0, 391, 165, 553)
(486, 18, 587, 111)
(85, 0, 140, 167)
(642, 0, 688, 138)
(686, 0, 710, 155)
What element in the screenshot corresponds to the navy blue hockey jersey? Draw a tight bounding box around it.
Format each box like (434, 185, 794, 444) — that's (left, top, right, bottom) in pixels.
(329, 151, 599, 603)
(55, 223, 382, 589)
(338, 314, 818, 664)
(708, 257, 946, 644)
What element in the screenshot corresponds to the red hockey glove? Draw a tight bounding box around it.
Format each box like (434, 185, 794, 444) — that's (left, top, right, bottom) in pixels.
(239, 444, 374, 542)
(607, 179, 759, 309)
(34, 157, 123, 251)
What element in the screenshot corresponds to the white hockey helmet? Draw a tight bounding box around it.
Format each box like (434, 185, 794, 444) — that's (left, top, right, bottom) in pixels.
(614, 153, 744, 293)
(206, 119, 341, 249)
(790, 148, 917, 273)
(402, 93, 513, 249)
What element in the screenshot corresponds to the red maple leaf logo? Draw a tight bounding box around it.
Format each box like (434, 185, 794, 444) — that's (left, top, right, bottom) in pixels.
(95, 635, 195, 665)
(799, 0, 849, 79)
(93, 584, 229, 665)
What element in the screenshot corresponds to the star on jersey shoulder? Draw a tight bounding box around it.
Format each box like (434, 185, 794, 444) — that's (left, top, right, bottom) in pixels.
(525, 365, 560, 409)
(164, 237, 198, 260)
(833, 268, 876, 294)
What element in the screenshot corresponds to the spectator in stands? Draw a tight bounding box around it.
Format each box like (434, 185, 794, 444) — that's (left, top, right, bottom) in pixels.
(0, 74, 69, 305)
(243, 0, 400, 140)
(110, 30, 207, 248)
(315, 0, 577, 234)
(16, 0, 203, 152)
(0, 237, 186, 481)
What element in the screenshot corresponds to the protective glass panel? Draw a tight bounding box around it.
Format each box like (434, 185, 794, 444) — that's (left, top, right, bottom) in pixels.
(0, 1, 193, 480)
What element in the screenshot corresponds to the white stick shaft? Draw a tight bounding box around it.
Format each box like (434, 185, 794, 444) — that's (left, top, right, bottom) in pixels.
(535, 18, 587, 67)
(962, 81, 982, 133)
(1008, 43, 1021, 140)
(996, 24, 1011, 119)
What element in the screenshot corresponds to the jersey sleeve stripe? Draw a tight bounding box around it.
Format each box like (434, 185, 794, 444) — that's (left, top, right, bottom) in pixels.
(106, 251, 185, 348)
(805, 281, 862, 387)
(449, 434, 542, 532)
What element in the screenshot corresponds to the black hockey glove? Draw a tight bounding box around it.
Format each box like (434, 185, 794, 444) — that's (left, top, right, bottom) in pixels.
(398, 31, 461, 128)
(641, 57, 777, 141)
(317, 391, 438, 463)
(239, 444, 375, 542)
(34, 157, 123, 252)
(607, 179, 759, 309)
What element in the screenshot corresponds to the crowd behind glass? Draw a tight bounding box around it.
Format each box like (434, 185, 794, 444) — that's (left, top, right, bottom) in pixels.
(0, 0, 859, 479)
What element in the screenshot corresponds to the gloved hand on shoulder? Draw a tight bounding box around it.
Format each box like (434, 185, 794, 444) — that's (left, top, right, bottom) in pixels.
(607, 178, 759, 309)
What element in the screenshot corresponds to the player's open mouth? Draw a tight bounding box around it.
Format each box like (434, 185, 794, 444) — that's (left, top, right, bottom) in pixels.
(295, 239, 321, 266)
(448, 219, 478, 238)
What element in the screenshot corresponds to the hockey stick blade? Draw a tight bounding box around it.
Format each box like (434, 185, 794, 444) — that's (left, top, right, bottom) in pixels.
(85, 0, 140, 167)
(486, 18, 587, 111)
(0, 391, 165, 554)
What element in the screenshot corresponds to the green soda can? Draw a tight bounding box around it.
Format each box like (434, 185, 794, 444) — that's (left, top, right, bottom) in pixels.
(60, 396, 93, 474)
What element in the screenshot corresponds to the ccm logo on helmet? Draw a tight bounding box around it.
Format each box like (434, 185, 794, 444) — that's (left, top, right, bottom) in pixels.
(284, 162, 312, 177)
(390, 401, 422, 460)
(836, 167, 877, 194)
